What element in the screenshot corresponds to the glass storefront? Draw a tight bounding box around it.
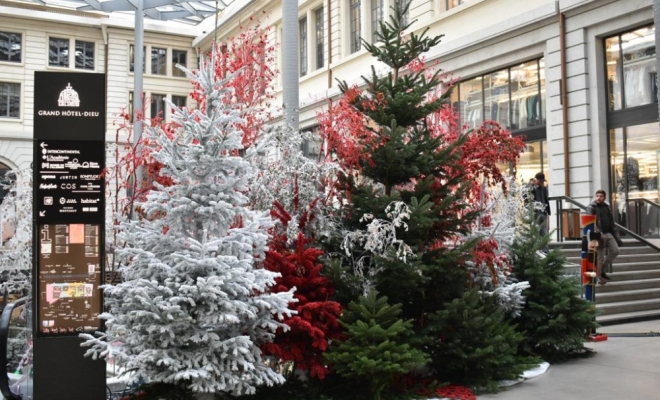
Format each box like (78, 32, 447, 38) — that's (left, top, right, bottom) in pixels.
(455, 76, 483, 130)
(451, 58, 545, 132)
(609, 123, 660, 236)
(451, 58, 547, 182)
(606, 25, 660, 238)
(606, 25, 657, 111)
(517, 140, 548, 185)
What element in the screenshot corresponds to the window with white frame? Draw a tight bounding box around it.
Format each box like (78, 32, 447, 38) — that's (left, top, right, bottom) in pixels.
(315, 8, 324, 69)
(371, 0, 384, 44)
(0, 82, 20, 119)
(301, 126, 323, 160)
(75, 40, 95, 70)
(0, 32, 22, 63)
(49, 37, 69, 67)
(300, 17, 308, 76)
(441, 0, 464, 12)
(130, 45, 146, 73)
(169, 95, 187, 120)
(128, 91, 134, 122)
(128, 91, 145, 123)
(151, 47, 167, 75)
(150, 93, 166, 121)
(47, 38, 95, 70)
(171, 95, 187, 109)
(172, 50, 187, 77)
(349, 0, 361, 54)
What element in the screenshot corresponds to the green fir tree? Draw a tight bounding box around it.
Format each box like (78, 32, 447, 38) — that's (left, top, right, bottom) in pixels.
(324, 0, 532, 389)
(510, 208, 599, 362)
(426, 290, 539, 391)
(324, 291, 429, 400)
(329, 0, 477, 325)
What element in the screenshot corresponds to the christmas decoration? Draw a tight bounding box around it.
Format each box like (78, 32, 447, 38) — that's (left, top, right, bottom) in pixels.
(324, 291, 429, 400)
(0, 169, 32, 294)
(81, 56, 295, 396)
(317, 1, 533, 390)
(261, 202, 342, 379)
(510, 208, 598, 362)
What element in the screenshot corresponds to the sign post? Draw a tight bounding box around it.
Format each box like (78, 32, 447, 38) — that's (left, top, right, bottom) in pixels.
(33, 72, 106, 399)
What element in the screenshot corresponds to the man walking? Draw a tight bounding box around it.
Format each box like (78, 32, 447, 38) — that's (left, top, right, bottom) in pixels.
(586, 190, 620, 284)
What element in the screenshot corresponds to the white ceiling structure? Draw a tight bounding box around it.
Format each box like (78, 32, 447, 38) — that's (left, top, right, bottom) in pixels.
(12, 0, 238, 25)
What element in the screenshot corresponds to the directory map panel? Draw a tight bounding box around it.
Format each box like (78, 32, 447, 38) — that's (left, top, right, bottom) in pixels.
(37, 223, 102, 336)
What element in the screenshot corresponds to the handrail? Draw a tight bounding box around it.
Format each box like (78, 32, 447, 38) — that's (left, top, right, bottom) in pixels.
(616, 223, 660, 252)
(549, 195, 660, 253)
(0, 296, 28, 400)
(548, 195, 588, 210)
(628, 197, 660, 208)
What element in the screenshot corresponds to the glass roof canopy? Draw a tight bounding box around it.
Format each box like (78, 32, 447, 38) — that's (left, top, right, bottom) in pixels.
(11, 0, 237, 25)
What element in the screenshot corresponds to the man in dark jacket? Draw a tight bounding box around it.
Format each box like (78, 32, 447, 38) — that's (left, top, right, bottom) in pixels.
(586, 189, 620, 284)
(531, 172, 551, 253)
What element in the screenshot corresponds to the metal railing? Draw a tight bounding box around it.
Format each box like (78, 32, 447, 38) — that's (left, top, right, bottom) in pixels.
(0, 296, 28, 400)
(625, 198, 660, 240)
(549, 196, 660, 252)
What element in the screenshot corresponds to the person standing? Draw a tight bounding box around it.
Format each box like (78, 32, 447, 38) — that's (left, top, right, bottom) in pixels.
(532, 172, 551, 252)
(586, 190, 620, 284)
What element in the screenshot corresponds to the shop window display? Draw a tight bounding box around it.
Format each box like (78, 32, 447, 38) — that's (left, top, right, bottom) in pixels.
(496, 140, 547, 188)
(610, 123, 660, 237)
(453, 59, 545, 132)
(607, 25, 657, 111)
(484, 70, 510, 128)
(606, 25, 660, 238)
(509, 60, 543, 130)
(452, 59, 547, 183)
(457, 77, 483, 130)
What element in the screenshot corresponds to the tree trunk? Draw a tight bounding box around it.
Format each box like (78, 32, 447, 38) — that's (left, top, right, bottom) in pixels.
(282, 0, 300, 131)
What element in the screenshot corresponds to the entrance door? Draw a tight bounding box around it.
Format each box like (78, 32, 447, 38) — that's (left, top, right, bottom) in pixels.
(609, 123, 660, 238)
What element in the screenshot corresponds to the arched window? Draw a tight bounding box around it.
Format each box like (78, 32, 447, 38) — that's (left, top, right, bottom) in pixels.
(0, 162, 10, 202)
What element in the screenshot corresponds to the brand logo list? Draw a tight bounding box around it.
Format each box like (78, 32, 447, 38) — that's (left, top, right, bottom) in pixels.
(35, 134, 104, 219)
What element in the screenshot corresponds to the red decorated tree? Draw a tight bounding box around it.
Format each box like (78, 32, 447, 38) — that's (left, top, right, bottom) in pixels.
(190, 21, 278, 148)
(261, 201, 342, 380)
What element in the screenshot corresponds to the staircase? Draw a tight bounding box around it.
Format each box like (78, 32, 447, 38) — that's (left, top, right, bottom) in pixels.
(551, 239, 660, 326)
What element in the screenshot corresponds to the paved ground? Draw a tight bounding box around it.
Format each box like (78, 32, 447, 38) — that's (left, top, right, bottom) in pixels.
(480, 320, 660, 400)
(3, 321, 658, 400)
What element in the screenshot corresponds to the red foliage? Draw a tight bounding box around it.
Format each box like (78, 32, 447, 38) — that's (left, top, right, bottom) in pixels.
(435, 385, 477, 400)
(191, 23, 278, 148)
(106, 23, 277, 221)
(316, 85, 379, 172)
(261, 202, 342, 379)
(471, 237, 510, 285)
(315, 56, 524, 285)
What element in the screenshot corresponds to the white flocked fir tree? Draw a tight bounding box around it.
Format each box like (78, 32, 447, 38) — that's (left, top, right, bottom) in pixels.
(466, 177, 530, 317)
(0, 169, 33, 295)
(248, 125, 340, 242)
(82, 57, 296, 396)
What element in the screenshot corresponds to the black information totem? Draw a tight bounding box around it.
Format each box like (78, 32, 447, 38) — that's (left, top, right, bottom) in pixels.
(32, 71, 106, 400)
